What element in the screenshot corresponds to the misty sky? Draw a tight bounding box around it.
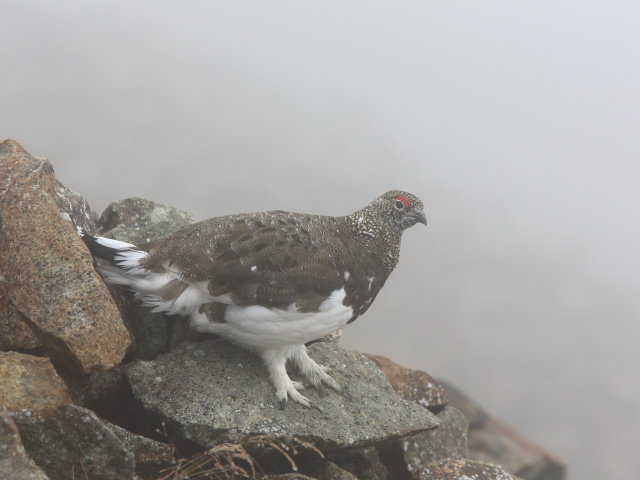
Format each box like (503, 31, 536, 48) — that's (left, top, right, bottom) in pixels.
(2, 2, 639, 479)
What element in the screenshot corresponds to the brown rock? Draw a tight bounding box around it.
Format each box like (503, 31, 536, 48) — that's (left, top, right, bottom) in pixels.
(0, 295, 41, 351)
(417, 458, 524, 480)
(441, 380, 566, 480)
(0, 139, 130, 372)
(0, 409, 50, 480)
(0, 351, 71, 411)
(365, 354, 449, 413)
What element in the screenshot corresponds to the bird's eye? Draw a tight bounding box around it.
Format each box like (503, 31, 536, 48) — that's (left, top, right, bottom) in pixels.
(394, 195, 410, 209)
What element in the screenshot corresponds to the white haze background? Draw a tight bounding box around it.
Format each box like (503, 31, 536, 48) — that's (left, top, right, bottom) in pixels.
(1, 2, 639, 479)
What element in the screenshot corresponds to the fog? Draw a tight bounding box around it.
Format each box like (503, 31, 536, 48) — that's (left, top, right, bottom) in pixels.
(2, 2, 639, 478)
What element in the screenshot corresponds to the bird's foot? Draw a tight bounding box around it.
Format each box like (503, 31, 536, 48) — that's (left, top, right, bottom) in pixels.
(291, 346, 342, 393)
(264, 345, 338, 411)
(275, 378, 327, 412)
(276, 382, 311, 408)
(279, 396, 323, 413)
(303, 363, 342, 393)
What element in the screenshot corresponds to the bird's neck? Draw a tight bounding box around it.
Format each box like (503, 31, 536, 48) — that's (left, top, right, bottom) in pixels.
(340, 210, 402, 275)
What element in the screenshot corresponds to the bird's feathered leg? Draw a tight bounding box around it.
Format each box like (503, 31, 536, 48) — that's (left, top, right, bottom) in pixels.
(258, 347, 310, 408)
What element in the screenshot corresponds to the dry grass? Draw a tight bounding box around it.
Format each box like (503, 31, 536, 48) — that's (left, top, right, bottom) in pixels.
(156, 434, 324, 480)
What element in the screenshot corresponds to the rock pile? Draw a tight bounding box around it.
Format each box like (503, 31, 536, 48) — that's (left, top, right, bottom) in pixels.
(0, 140, 565, 480)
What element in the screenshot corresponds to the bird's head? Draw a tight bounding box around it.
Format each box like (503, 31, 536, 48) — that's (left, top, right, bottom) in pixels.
(347, 190, 426, 237)
(380, 190, 427, 233)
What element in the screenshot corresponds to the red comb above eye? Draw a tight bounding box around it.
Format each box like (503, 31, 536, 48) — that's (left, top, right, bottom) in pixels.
(395, 195, 410, 208)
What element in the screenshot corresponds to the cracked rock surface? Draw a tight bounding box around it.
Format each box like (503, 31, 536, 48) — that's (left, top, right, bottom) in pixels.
(125, 339, 439, 451)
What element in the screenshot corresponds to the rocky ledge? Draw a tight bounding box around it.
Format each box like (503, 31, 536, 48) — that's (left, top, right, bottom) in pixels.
(0, 140, 566, 480)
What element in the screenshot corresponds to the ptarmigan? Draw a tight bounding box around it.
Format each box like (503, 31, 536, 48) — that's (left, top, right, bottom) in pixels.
(81, 190, 426, 408)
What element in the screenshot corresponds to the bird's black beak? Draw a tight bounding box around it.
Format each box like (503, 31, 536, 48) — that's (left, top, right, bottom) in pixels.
(414, 212, 427, 226)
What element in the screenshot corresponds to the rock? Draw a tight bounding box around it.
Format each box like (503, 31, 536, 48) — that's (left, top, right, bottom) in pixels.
(0, 142, 566, 480)
(326, 448, 388, 480)
(0, 139, 130, 372)
(125, 339, 439, 452)
(105, 288, 170, 361)
(105, 421, 176, 480)
(0, 170, 100, 354)
(379, 406, 468, 478)
(0, 409, 50, 480)
(53, 178, 97, 235)
(305, 461, 359, 479)
(54, 364, 138, 429)
(441, 380, 566, 480)
(0, 295, 41, 351)
(405, 406, 468, 465)
(416, 458, 524, 480)
(325, 407, 468, 480)
(9, 405, 135, 480)
(266, 474, 315, 480)
(365, 354, 449, 413)
(0, 351, 71, 411)
(96, 197, 195, 243)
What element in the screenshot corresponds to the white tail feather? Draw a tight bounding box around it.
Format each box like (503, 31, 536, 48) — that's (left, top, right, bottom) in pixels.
(91, 238, 226, 316)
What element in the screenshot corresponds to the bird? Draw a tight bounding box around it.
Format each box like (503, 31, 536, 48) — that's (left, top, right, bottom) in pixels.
(80, 190, 426, 408)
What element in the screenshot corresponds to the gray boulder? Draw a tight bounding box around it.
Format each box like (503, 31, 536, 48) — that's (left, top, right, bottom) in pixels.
(125, 339, 439, 452)
(378, 406, 468, 478)
(104, 420, 176, 480)
(0, 410, 50, 480)
(9, 405, 135, 480)
(416, 458, 524, 480)
(96, 197, 195, 243)
(325, 448, 388, 480)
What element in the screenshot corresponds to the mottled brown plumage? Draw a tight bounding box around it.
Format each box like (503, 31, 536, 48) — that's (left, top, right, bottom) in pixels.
(81, 190, 426, 408)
